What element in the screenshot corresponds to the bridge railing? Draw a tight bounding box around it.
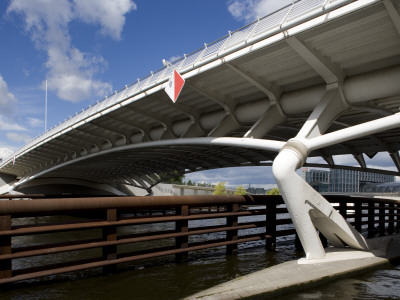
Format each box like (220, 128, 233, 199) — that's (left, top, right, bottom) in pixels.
(0, 194, 398, 284)
(1, 0, 356, 167)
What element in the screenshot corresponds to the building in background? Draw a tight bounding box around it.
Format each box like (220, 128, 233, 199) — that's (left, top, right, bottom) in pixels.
(303, 168, 330, 192)
(302, 168, 395, 194)
(246, 184, 267, 195)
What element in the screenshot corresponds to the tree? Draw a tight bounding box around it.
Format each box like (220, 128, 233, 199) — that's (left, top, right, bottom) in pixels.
(266, 187, 280, 195)
(234, 185, 247, 195)
(213, 182, 227, 195)
(160, 170, 184, 184)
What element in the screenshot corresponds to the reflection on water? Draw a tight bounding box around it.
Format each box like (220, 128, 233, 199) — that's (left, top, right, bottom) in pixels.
(0, 242, 302, 300)
(1, 214, 399, 299)
(280, 265, 400, 300)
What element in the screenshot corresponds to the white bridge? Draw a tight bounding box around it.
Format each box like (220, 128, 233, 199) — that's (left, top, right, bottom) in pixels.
(1, 0, 400, 260)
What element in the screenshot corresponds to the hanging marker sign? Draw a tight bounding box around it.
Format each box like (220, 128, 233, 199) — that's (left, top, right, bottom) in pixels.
(165, 70, 185, 103)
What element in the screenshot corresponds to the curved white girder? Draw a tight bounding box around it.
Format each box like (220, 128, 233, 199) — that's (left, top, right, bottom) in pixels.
(14, 137, 285, 188)
(14, 178, 126, 196)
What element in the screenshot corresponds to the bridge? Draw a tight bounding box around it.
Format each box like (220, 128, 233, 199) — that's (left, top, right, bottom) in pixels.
(1, 0, 400, 263)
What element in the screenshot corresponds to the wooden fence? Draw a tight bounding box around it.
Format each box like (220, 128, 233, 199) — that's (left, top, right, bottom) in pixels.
(0, 194, 398, 284)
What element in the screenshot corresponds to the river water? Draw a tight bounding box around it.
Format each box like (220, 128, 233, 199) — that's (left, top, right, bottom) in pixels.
(0, 214, 399, 299)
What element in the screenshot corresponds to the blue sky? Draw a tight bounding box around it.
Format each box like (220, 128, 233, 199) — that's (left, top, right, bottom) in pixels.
(0, 0, 294, 188)
(0, 0, 397, 188)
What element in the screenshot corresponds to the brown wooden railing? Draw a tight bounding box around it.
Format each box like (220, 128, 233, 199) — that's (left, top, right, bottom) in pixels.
(0, 194, 398, 284)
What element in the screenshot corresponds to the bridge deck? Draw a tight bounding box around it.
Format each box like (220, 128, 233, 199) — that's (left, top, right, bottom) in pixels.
(1, 0, 400, 194)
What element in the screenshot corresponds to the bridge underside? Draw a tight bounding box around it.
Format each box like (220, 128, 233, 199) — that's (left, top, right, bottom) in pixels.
(1, 0, 400, 259)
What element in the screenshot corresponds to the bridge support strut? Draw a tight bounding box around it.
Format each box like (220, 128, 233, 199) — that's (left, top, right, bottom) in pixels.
(273, 142, 369, 259)
(271, 86, 400, 260)
(272, 104, 400, 259)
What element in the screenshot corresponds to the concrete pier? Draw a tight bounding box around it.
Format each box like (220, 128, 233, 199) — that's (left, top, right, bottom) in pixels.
(185, 234, 400, 300)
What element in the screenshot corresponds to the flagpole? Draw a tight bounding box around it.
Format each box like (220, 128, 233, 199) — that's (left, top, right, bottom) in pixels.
(45, 79, 47, 132)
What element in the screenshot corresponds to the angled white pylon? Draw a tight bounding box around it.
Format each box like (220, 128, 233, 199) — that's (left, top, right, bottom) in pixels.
(273, 87, 400, 259)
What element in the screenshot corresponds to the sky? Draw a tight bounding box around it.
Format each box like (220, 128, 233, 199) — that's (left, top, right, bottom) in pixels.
(0, 0, 397, 189)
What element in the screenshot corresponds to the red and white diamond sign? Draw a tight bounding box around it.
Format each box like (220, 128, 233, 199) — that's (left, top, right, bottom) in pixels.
(165, 70, 185, 103)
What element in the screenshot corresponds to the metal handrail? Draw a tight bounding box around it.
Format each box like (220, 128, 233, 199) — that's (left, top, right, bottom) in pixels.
(0, 194, 398, 284)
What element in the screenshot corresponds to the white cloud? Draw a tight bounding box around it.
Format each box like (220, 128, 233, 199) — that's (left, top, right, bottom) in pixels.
(332, 154, 359, 166)
(306, 152, 398, 172)
(364, 152, 397, 170)
(6, 132, 32, 144)
(0, 148, 14, 161)
(0, 115, 26, 131)
(227, 0, 292, 22)
(185, 166, 277, 186)
(0, 75, 17, 116)
(73, 0, 137, 40)
(7, 0, 135, 102)
(27, 117, 43, 128)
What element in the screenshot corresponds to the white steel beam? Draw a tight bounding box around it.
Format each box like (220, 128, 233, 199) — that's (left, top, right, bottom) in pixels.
(384, 0, 400, 36)
(244, 102, 287, 138)
(296, 88, 349, 139)
(389, 151, 400, 172)
(322, 155, 335, 167)
(101, 114, 147, 141)
(186, 83, 229, 112)
(286, 36, 343, 85)
(89, 121, 128, 144)
(353, 153, 367, 169)
(124, 105, 176, 139)
(74, 127, 113, 148)
(307, 113, 400, 151)
(154, 93, 206, 138)
(225, 63, 282, 102)
(187, 85, 241, 137)
(209, 113, 241, 137)
(57, 133, 93, 151)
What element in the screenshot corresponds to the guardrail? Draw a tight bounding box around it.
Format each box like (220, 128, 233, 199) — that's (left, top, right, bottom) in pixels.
(0, 194, 398, 284)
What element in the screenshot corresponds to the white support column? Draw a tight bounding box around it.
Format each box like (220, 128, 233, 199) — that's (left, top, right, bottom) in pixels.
(274, 112, 400, 260)
(273, 140, 371, 259)
(272, 83, 368, 259)
(273, 147, 326, 259)
(296, 87, 349, 139)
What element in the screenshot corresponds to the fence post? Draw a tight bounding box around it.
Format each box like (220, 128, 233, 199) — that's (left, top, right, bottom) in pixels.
(368, 202, 375, 238)
(397, 203, 400, 231)
(388, 203, 394, 234)
(379, 203, 385, 236)
(266, 200, 277, 251)
(354, 201, 362, 232)
(226, 203, 239, 255)
(0, 215, 12, 279)
(103, 208, 117, 274)
(176, 205, 189, 263)
(339, 201, 347, 220)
